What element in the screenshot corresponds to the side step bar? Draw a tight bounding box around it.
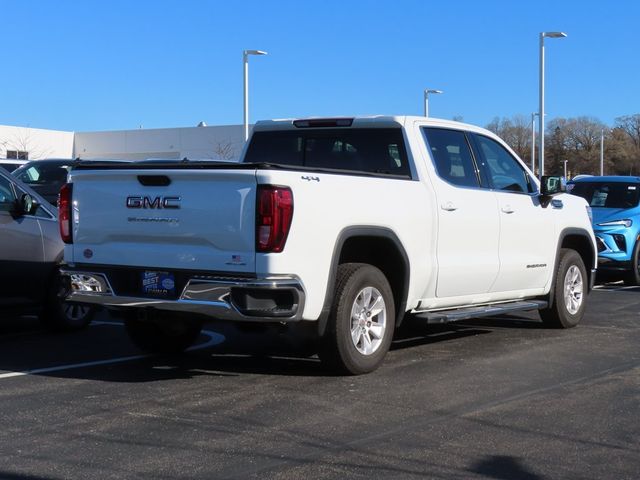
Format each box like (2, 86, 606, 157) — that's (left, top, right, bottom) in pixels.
(414, 300, 548, 324)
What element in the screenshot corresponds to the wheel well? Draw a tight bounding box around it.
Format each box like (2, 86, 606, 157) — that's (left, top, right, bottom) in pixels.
(561, 234, 595, 286)
(339, 235, 408, 325)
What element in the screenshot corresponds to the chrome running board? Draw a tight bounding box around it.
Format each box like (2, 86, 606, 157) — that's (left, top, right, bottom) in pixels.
(415, 300, 548, 324)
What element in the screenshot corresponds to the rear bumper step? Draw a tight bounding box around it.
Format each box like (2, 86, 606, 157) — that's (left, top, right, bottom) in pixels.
(414, 300, 548, 324)
(60, 268, 305, 322)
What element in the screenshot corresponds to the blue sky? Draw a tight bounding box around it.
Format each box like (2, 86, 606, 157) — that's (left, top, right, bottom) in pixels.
(1, 0, 637, 131)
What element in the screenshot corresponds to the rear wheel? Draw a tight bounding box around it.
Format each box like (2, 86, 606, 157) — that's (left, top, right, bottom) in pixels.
(124, 311, 203, 354)
(623, 239, 640, 286)
(540, 248, 587, 328)
(39, 273, 95, 331)
(319, 263, 395, 375)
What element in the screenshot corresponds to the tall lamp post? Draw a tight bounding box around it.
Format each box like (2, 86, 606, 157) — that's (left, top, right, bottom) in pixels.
(531, 112, 539, 173)
(424, 89, 443, 117)
(600, 128, 605, 175)
(538, 31, 567, 177)
(243, 49, 268, 142)
(563, 160, 568, 179)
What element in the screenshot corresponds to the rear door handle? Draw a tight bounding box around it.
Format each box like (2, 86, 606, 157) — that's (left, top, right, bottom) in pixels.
(501, 205, 515, 214)
(441, 201, 458, 211)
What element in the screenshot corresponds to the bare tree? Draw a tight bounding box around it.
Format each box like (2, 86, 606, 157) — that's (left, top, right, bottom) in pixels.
(614, 115, 640, 174)
(564, 117, 605, 154)
(545, 117, 604, 175)
(606, 127, 636, 175)
(486, 115, 531, 160)
(212, 140, 237, 161)
(615, 114, 640, 150)
(1, 128, 54, 160)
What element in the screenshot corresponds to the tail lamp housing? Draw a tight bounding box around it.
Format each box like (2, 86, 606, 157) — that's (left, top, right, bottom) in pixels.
(59, 183, 73, 244)
(256, 185, 293, 253)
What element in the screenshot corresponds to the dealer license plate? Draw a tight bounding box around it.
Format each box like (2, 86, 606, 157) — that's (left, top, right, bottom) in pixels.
(141, 271, 176, 297)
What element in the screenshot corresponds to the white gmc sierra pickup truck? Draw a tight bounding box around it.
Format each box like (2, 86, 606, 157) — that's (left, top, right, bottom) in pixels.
(60, 116, 597, 374)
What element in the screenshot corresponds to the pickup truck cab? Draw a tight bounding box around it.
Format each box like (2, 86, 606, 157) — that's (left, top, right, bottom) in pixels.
(60, 116, 597, 374)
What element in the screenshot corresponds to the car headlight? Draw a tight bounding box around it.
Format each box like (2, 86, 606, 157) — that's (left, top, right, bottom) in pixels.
(597, 219, 633, 228)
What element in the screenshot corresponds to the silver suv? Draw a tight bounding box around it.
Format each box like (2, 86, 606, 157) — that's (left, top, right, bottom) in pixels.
(0, 166, 94, 329)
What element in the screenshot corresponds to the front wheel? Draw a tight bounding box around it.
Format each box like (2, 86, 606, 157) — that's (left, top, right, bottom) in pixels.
(318, 263, 395, 375)
(623, 239, 640, 286)
(124, 312, 203, 354)
(539, 248, 588, 328)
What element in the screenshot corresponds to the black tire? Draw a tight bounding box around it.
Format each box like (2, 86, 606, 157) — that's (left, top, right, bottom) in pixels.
(623, 239, 640, 286)
(124, 311, 203, 354)
(318, 263, 395, 375)
(539, 248, 588, 328)
(39, 273, 95, 331)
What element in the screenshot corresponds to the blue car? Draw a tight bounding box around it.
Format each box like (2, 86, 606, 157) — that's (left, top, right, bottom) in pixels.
(569, 176, 640, 284)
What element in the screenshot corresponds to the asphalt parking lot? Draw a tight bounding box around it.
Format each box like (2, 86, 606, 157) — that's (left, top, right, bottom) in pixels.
(0, 286, 638, 480)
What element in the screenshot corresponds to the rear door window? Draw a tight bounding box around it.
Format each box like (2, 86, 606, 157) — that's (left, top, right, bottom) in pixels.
(422, 128, 480, 188)
(245, 128, 411, 177)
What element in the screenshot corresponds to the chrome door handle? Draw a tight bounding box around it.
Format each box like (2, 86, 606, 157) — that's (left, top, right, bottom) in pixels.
(501, 205, 515, 214)
(441, 201, 458, 211)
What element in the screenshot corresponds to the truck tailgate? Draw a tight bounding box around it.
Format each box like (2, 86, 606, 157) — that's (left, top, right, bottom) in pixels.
(68, 168, 257, 273)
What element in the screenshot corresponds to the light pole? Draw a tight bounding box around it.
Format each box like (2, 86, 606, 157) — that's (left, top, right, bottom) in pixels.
(563, 160, 568, 179)
(600, 128, 605, 175)
(243, 49, 268, 142)
(424, 89, 443, 117)
(531, 112, 539, 173)
(538, 31, 567, 177)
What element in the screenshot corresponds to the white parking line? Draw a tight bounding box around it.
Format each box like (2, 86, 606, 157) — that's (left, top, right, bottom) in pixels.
(594, 285, 640, 291)
(0, 321, 225, 380)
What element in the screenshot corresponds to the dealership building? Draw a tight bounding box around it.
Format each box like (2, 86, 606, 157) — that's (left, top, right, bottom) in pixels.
(0, 123, 246, 162)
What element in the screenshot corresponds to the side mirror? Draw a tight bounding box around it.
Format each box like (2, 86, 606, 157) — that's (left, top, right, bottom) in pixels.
(11, 193, 38, 217)
(540, 175, 567, 196)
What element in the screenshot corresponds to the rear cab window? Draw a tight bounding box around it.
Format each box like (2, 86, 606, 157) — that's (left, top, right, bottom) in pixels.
(244, 128, 411, 178)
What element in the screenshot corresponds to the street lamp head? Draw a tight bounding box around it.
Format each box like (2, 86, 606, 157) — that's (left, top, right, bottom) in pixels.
(542, 31, 567, 38)
(425, 89, 443, 95)
(244, 50, 268, 56)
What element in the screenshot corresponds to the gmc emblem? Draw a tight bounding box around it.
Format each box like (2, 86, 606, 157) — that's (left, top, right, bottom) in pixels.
(126, 196, 181, 209)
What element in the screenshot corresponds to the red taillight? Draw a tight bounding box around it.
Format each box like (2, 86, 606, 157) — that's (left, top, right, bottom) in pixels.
(256, 185, 293, 253)
(59, 183, 73, 244)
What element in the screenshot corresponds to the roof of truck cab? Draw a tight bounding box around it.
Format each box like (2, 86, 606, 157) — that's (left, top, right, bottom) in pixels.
(253, 116, 494, 136)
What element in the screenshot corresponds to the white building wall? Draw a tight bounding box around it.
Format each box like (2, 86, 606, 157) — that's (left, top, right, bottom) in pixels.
(0, 125, 74, 159)
(74, 124, 245, 161)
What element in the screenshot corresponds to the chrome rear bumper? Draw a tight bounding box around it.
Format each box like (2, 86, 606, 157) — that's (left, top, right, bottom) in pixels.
(60, 269, 305, 322)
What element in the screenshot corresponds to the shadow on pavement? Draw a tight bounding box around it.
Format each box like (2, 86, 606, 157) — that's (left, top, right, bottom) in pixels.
(469, 455, 544, 480)
(0, 310, 551, 382)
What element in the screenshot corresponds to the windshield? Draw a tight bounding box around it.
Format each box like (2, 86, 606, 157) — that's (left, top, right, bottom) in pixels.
(571, 182, 640, 209)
